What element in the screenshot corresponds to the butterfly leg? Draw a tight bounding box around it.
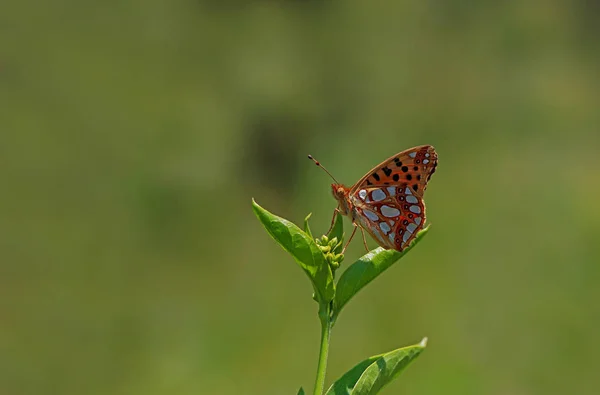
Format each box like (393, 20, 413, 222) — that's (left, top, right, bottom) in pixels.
(359, 227, 369, 252)
(326, 208, 341, 235)
(341, 223, 358, 254)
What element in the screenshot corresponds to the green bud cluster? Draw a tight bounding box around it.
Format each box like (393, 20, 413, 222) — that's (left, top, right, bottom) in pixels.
(315, 235, 344, 271)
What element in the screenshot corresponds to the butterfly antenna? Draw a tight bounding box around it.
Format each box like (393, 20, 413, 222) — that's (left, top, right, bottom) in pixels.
(308, 154, 340, 184)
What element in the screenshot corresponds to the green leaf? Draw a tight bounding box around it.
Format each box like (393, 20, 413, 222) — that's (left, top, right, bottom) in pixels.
(326, 211, 344, 254)
(252, 199, 335, 304)
(304, 213, 313, 238)
(297, 387, 305, 395)
(332, 227, 429, 322)
(324, 355, 382, 395)
(349, 338, 427, 395)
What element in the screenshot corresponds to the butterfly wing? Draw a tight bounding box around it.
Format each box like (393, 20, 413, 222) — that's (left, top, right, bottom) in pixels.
(349, 145, 437, 251)
(351, 145, 437, 198)
(351, 185, 427, 250)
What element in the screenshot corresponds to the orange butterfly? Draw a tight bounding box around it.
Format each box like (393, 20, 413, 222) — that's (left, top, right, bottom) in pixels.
(309, 145, 438, 252)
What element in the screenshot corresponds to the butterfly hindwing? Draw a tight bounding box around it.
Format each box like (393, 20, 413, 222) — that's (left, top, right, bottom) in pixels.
(351, 185, 427, 250)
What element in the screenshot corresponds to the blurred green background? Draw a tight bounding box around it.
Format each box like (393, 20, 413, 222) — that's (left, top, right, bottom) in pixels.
(2, 1, 599, 394)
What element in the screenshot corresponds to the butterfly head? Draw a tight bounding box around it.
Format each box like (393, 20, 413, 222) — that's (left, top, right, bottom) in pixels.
(331, 183, 351, 216)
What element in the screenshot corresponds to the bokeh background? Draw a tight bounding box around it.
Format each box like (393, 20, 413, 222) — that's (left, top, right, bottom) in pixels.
(2, 1, 599, 394)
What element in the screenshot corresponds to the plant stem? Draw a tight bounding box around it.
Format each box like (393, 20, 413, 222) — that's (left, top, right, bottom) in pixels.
(313, 304, 332, 395)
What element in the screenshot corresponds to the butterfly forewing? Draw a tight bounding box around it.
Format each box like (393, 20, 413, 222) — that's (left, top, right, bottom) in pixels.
(351, 145, 437, 198)
(349, 145, 437, 251)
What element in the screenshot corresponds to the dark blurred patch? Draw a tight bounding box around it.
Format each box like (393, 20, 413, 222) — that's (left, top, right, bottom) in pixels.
(241, 112, 304, 197)
(576, 0, 600, 33)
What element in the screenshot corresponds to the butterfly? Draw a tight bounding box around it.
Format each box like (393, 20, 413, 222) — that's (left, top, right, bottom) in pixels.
(309, 145, 437, 252)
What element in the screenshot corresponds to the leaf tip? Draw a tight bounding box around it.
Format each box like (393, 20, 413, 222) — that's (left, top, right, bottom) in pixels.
(419, 337, 428, 347)
(251, 198, 261, 215)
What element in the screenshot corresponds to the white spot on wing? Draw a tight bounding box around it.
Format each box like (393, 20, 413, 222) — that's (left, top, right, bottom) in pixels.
(409, 152, 416, 158)
(414, 217, 422, 225)
(381, 205, 401, 218)
(359, 189, 367, 200)
(402, 230, 412, 244)
(407, 223, 417, 233)
(389, 233, 395, 244)
(423, 159, 429, 164)
(379, 222, 391, 234)
(406, 195, 418, 204)
(371, 189, 386, 202)
(387, 186, 396, 196)
(425, 153, 430, 158)
(409, 205, 421, 214)
(363, 209, 379, 222)
(404, 187, 412, 195)
(389, 220, 395, 226)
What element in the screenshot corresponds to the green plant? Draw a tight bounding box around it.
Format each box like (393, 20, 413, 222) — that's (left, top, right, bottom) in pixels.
(253, 199, 429, 395)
